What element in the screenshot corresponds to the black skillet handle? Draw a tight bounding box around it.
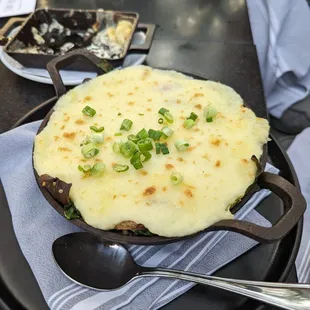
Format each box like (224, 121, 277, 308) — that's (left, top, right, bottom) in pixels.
(128, 23, 156, 53)
(46, 50, 113, 98)
(0, 17, 26, 46)
(212, 172, 306, 243)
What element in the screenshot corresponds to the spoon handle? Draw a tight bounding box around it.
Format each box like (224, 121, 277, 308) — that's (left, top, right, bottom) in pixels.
(139, 268, 310, 310)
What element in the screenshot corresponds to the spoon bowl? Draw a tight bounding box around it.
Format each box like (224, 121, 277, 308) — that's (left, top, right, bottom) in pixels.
(52, 233, 310, 310)
(52, 232, 141, 290)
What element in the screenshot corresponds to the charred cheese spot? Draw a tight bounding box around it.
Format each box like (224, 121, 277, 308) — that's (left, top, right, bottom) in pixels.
(184, 188, 193, 198)
(63, 132, 76, 140)
(75, 119, 85, 125)
(143, 186, 156, 196)
(191, 93, 204, 100)
(165, 164, 174, 170)
(194, 104, 202, 110)
(58, 147, 71, 152)
(210, 139, 221, 146)
(215, 160, 221, 167)
(142, 69, 151, 80)
(83, 96, 92, 102)
(187, 146, 196, 152)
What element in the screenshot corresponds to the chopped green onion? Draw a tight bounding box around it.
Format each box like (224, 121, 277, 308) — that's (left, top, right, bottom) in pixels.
(120, 141, 137, 158)
(158, 107, 174, 124)
(141, 151, 152, 162)
(90, 163, 105, 176)
(158, 118, 164, 124)
(155, 142, 161, 154)
(174, 140, 190, 151)
(90, 125, 104, 133)
(162, 126, 174, 138)
(161, 143, 169, 155)
(80, 136, 91, 146)
(184, 112, 198, 129)
(158, 107, 169, 116)
(81, 142, 99, 158)
(78, 164, 91, 173)
(113, 164, 129, 172)
(130, 152, 143, 170)
(91, 133, 104, 144)
(120, 119, 133, 131)
(164, 112, 173, 124)
(82, 106, 96, 117)
(170, 172, 183, 185)
(137, 138, 153, 152)
(118, 112, 122, 116)
(138, 113, 144, 116)
(148, 129, 162, 141)
(78, 163, 105, 176)
(136, 128, 148, 140)
(204, 105, 217, 122)
(188, 112, 198, 121)
(114, 132, 122, 136)
(127, 134, 139, 144)
(112, 142, 122, 154)
(183, 119, 195, 129)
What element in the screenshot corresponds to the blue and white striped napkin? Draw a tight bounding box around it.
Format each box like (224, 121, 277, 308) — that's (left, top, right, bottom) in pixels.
(247, 0, 310, 118)
(0, 121, 276, 310)
(287, 128, 310, 283)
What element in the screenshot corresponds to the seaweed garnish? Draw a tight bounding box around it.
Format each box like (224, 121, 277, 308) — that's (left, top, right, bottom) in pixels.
(64, 200, 83, 220)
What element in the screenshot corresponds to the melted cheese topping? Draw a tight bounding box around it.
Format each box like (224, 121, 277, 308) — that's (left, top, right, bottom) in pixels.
(33, 66, 269, 237)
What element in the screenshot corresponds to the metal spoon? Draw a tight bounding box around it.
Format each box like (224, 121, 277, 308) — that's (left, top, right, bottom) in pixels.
(52, 233, 310, 310)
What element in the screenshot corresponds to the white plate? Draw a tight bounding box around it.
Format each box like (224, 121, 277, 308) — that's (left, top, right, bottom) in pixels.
(0, 31, 147, 85)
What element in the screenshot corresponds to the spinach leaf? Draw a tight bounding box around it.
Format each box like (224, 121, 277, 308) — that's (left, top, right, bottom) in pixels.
(64, 201, 82, 220)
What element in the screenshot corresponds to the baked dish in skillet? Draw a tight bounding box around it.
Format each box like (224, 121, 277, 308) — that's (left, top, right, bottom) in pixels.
(33, 66, 269, 237)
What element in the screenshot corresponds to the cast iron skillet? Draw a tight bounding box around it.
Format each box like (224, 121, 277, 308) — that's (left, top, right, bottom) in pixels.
(33, 49, 306, 245)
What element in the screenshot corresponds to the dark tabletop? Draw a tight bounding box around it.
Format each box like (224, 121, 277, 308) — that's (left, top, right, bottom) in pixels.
(0, 0, 254, 133)
(0, 1, 298, 309)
